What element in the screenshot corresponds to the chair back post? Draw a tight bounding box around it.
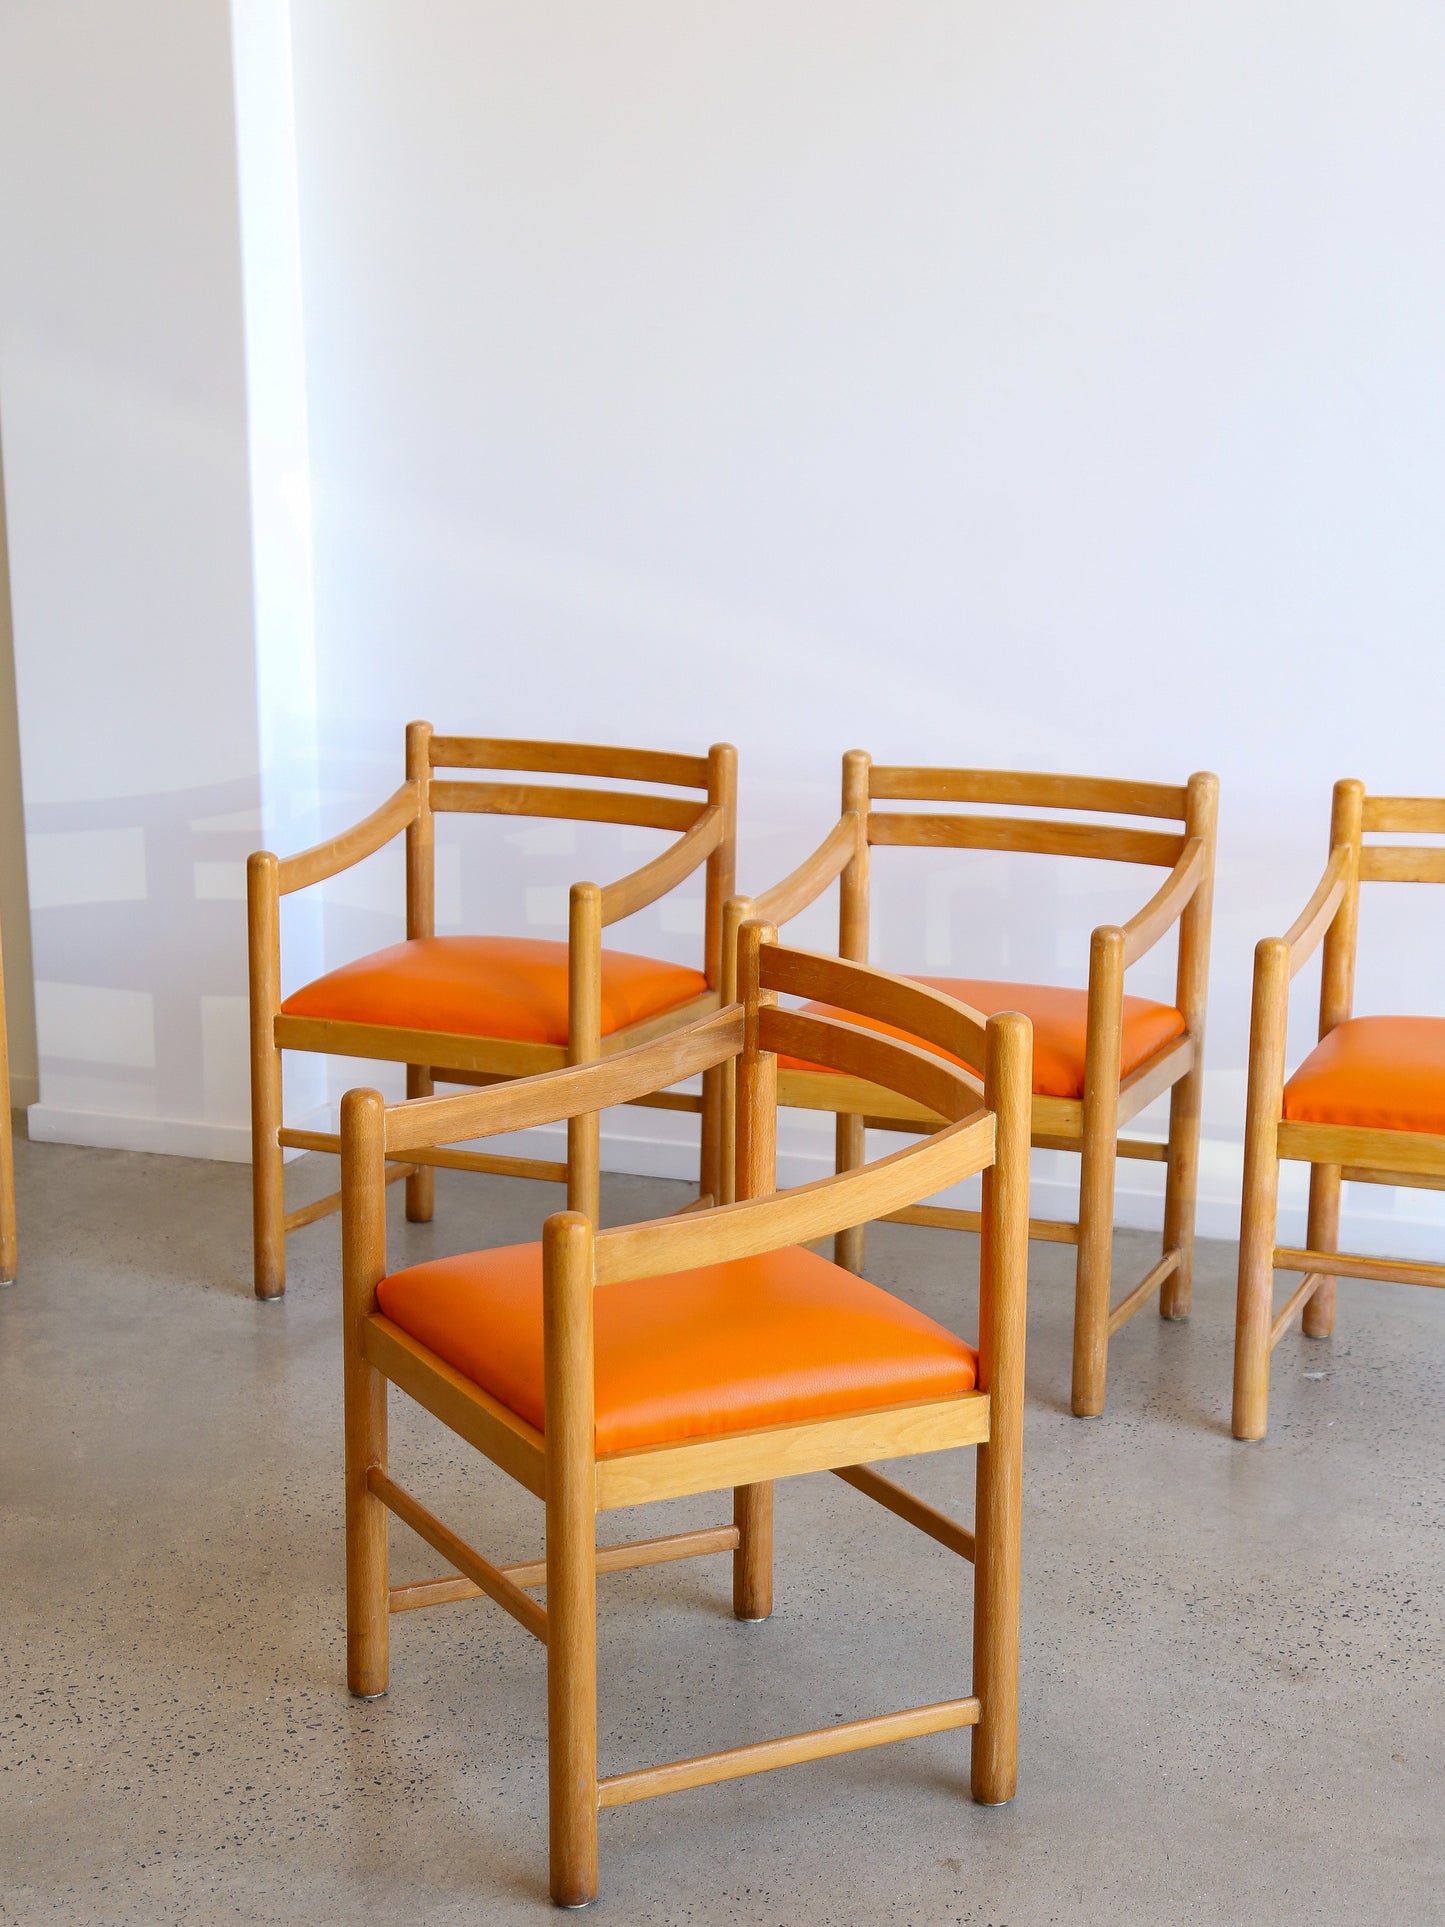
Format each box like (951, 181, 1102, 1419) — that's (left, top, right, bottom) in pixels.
(0, 911, 15, 1284)
(566, 881, 605, 1221)
(1175, 772, 1219, 1037)
(246, 849, 285, 1297)
(971, 1007, 1031, 1805)
(405, 720, 436, 941)
(839, 749, 872, 962)
(340, 1086, 390, 1698)
(735, 919, 779, 1204)
(542, 1209, 600, 1906)
(702, 743, 738, 991)
(1318, 778, 1365, 1041)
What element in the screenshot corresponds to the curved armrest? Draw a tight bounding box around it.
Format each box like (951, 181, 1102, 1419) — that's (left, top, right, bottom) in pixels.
(275, 782, 421, 896)
(751, 813, 866, 927)
(1120, 837, 1207, 968)
(1279, 843, 1351, 979)
(598, 803, 723, 927)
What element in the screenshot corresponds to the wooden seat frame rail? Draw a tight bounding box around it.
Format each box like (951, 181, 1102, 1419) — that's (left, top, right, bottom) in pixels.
(1233, 779, 1445, 1439)
(0, 912, 15, 1285)
(722, 755, 1217, 1417)
(249, 726, 736, 1298)
(341, 925, 1030, 1906)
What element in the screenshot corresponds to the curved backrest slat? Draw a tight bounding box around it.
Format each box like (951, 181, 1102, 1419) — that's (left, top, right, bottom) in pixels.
(760, 1008, 979, 1121)
(594, 1111, 994, 1285)
(760, 946, 989, 1074)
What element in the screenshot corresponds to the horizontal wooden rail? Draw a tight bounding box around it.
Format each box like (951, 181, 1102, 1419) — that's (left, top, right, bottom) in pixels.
(867, 812, 1184, 867)
(867, 767, 1187, 819)
(279, 1126, 565, 1184)
(761, 1008, 978, 1126)
(430, 779, 701, 833)
(283, 1161, 412, 1233)
(597, 1697, 981, 1809)
(1269, 1272, 1325, 1350)
(1273, 1246, 1445, 1290)
(833, 1464, 975, 1561)
(1107, 1248, 1180, 1336)
(428, 737, 709, 789)
(760, 945, 990, 1081)
(1359, 845, 1445, 884)
(276, 782, 419, 895)
(882, 1203, 1079, 1246)
(389, 1525, 740, 1613)
(1275, 1119, 1445, 1179)
(600, 803, 722, 925)
(368, 1468, 548, 1641)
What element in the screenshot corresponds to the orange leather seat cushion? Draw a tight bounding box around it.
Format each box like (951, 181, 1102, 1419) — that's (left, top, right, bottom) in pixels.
(779, 977, 1185, 1101)
(280, 936, 707, 1044)
(376, 1242, 978, 1456)
(1282, 1016, 1445, 1135)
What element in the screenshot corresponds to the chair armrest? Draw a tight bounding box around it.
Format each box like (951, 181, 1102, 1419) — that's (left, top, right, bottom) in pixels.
(752, 813, 865, 928)
(1279, 844, 1352, 979)
(1120, 837, 1207, 968)
(273, 782, 422, 896)
(597, 803, 723, 927)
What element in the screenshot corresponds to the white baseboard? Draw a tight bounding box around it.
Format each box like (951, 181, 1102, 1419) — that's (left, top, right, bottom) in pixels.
(27, 1105, 254, 1162)
(23, 1104, 1445, 1264)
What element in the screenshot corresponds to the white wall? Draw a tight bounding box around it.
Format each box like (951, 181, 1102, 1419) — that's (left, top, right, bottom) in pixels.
(280, 1, 1445, 1246)
(2, 3, 1443, 1257)
(0, 1, 264, 1155)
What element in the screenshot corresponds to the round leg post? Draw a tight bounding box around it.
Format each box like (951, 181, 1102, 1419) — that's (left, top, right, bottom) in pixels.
(1302, 1166, 1339, 1339)
(732, 1482, 773, 1622)
(1160, 1063, 1202, 1320)
(404, 1065, 435, 1223)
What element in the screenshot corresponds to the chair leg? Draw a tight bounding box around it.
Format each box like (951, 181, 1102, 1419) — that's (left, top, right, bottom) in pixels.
(833, 1114, 866, 1273)
(404, 1065, 435, 1223)
(732, 1482, 773, 1621)
(0, 1093, 15, 1287)
(1071, 1118, 1117, 1418)
(344, 1339, 389, 1699)
(1231, 1125, 1281, 1443)
(1302, 1166, 1340, 1339)
(970, 1408, 1021, 1804)
(567, 1112, 600, 1223)
(699, 1063, 723, 1204)
(1159, 1065, 1202, 1320)
(251, 1035, 286, 1301)
(547, 1454, 599, 1906)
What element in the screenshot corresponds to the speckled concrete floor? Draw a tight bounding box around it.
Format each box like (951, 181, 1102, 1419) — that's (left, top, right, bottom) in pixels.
(1, 1133, 1442, 1926)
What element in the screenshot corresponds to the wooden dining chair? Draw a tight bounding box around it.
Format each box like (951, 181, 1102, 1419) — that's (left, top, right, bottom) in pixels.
(249, 727, 736, 1299)
(339, 923, 1030, 1906)
(0, 915, 15, 1286)
(1233, 779, 1445, 1439)
(722, 753, 1218, 1418)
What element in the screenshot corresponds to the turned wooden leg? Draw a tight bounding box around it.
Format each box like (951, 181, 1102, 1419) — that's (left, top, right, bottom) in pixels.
(405, 1065, 435, 1222)
(732, 1482, 773, 1621)
(1302, 1165, 1339, 1339)
(1160, 1062, 1202, 1320)
(833, 1113, 866, 1273)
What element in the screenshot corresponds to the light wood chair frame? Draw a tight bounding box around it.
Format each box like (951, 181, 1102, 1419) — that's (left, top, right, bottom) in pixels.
(0, 914, 15, 1285)
(249, 726, 736, 1300)
(340, 923, 1030, 1906)
(722, 754, 1218, 1417)
(1233, 779, 1445, 1440)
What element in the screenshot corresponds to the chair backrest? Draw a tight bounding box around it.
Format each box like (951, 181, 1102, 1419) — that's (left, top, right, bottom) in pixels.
(406, 724, 737, 984)
(343, 924, 1031, 1301)
(1315, 778, 1445, 1034)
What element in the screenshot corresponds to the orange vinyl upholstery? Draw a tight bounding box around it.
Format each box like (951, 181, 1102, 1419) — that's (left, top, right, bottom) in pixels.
(779, 978, 1185, 1102)
(280, 936, 708, 1044)
(376, 1242, 978, 1456)
(1282, 1015, 1445, 1136)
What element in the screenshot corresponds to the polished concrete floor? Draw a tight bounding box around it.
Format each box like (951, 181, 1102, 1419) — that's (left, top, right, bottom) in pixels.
(1, 1132, 1442, 1926)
